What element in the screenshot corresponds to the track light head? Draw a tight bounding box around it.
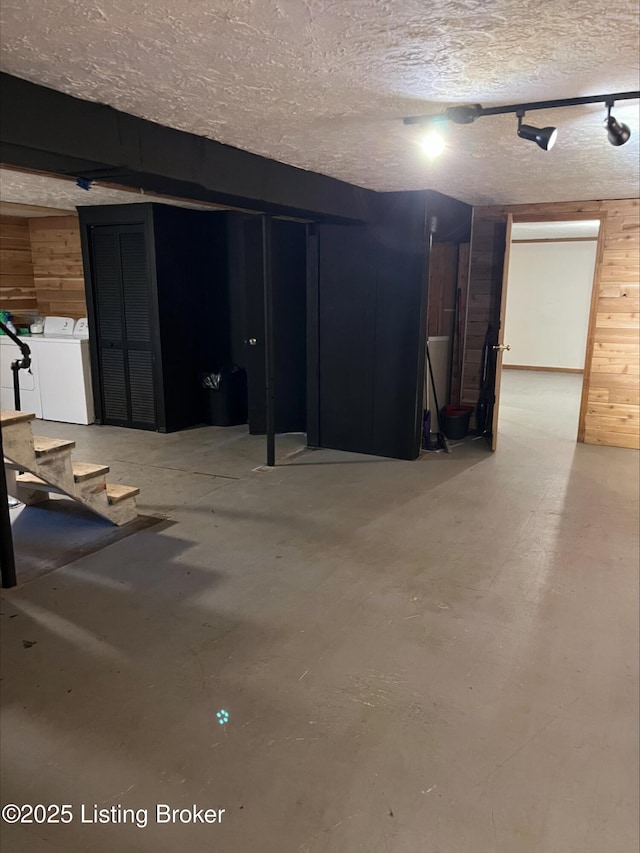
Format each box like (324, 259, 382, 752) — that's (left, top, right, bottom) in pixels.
(604, 103, 631, 146)
(517, 112, 558, 151)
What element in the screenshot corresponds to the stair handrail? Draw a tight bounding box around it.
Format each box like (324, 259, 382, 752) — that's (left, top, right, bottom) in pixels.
(0, 320, 32, 411)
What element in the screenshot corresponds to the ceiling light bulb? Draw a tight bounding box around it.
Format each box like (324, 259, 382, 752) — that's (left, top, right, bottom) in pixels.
(604, 107, 631, 146)
(419, 131, 445, 158)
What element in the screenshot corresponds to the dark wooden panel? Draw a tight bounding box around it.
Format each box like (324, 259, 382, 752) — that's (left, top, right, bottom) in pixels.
(315, 222, 426, 460)
(427, 243, 458, 338)
(461, 214, 507, 433)
(243, 216, 267, 434)
(271, 219, 307, 434)
(91, 226, 123, 342)
(371, 230, 426, 459)
(241, 216, 307, 435)
(84, 216, 160, 430)
(306, 230, 320, 447)
(128, 349, 156, 425)
(120, 229, 151, 343)
(317, 225, 376, 454)
(151, 205, 220, 432)
(100, 347, 128, 422)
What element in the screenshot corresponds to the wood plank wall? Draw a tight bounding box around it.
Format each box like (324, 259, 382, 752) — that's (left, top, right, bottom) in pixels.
(29, 216, 86, 319)
(462, 198, 639, 450)
(427, 243, 458, 337)
(0, 215, 37, 318)
(460, 215, 506, 415)
(449, 242, 470, 406)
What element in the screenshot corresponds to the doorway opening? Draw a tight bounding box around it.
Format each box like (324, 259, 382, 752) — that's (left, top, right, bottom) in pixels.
(497, 218, 601, 443)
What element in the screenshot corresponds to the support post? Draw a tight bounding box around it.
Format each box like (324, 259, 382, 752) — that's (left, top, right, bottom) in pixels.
(262, 215, 276, 467)
(0, 425, 17, 588)
(11, 360, 21, 411)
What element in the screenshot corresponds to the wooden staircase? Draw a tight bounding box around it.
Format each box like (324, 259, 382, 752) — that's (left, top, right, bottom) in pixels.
(2, 410, 139, 525)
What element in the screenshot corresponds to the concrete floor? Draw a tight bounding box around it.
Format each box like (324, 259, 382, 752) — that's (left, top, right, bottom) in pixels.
(1, 372, 638, 852)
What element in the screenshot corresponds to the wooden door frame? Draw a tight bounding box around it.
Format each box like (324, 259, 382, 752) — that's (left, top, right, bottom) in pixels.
(501, 210, 608, 444)
(490, 213, 513, 450)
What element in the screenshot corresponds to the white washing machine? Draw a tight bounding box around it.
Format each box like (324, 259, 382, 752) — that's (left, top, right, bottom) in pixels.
(0, 334, 94, 424)
(31, 336, 94, 424)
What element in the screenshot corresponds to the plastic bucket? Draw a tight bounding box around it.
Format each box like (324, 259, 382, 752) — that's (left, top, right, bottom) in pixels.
(439, 404, 473, 440)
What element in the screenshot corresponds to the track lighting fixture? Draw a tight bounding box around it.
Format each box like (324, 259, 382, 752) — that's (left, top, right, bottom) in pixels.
(604, 101, 631, 146)
(403, 90, 638, 153)
(516, 111, 558, 151)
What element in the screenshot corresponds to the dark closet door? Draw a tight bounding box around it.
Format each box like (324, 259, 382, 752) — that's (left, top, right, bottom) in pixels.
(311, 223, 426, 460)
(90, 224, 157, 429)
(244, 217, 307, 435)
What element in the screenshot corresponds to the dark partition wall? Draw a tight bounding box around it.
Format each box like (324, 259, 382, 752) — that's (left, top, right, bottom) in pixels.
(79, 190, 469, 459)
(308, 191, 471, 461)
(371, 234, 426, 458)
(315, 225, 377, 453)
(271, 220, 307, 434)
(311, 222, 427, 460)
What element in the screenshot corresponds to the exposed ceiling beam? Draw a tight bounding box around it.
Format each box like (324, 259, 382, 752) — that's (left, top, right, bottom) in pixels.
(0, 73, 379, 223)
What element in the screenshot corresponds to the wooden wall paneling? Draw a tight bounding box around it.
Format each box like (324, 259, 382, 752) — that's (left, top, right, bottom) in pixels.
(576, 211, 607, 443)
(469, 198, 639, 450)
(490, 213, 513, 450)
(449, 241, 470, 405)
(0, 215, 37, 318)
(587, 200, 639, 449)
(28, 215, 87, 319)
(460, 212, 506, 417)
(427, 243, 458, 337)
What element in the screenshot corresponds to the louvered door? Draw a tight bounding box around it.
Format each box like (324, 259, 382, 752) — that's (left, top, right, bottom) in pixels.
(90, 224, 157, 429)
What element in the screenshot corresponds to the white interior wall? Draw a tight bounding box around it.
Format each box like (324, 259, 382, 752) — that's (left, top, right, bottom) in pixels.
(503, 240, 597, 370)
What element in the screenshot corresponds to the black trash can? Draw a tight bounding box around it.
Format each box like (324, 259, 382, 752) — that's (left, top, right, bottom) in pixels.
(202, 366, 248, 426)
(439, 404, 474, 440)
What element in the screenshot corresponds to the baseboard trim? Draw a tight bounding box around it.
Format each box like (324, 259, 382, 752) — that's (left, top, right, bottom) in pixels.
(503, 364, 584, 374)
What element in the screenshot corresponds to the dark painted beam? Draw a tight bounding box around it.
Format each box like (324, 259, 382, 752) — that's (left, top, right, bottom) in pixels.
(0, 73, 379, 223)
(425, 189, 473, 243)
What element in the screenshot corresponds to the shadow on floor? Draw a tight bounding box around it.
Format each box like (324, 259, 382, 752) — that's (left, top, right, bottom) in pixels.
(10, 498, 167, 585)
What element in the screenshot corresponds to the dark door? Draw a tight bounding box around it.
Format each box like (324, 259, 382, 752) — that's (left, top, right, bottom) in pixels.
(89, 224, 157, 429)
(244, 217, 307, 435)
(310, 223, 427, 460)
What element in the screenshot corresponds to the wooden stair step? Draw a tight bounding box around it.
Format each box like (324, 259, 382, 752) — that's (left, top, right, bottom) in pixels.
(73, 461, 110, 482)
(33, 436, 76, 457)
(14, 470, 140, 527)
(106, 484, 140, 505)
(0, 410, 36, 427)
(15, 472, 63, 495)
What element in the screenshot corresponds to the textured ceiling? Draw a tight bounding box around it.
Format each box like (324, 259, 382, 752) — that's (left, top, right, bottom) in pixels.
(1, 0, 639, 205)
(0, 169, 219, 213)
